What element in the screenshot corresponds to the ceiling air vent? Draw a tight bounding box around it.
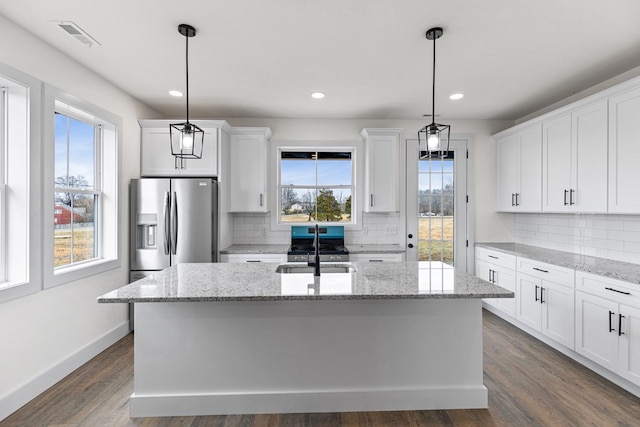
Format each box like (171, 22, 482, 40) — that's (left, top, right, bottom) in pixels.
(54, 21, 101, 47)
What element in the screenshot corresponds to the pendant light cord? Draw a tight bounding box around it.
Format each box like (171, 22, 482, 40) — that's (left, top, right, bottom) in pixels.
(185, 32, 190, 123)
(431, 33, 436, 126)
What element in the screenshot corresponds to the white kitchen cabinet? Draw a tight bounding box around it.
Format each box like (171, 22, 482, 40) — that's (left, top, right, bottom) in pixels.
(575, 272, 640, 386)
(542, 100, 608, 212)
(221, 254, 286, 263)
(608, 86, 640, 213)
(139, 120, 226, 177)
(351, 253, 404, 262)
(496, 124, 542, 212)
(361, 128, 401, 212)
(515, 258, 575, 349)
(475, 247, 516, 318)
(228, 127, 272, 212)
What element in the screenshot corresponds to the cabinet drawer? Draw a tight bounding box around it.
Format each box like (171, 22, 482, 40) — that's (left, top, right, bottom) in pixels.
(576, 271, 640, 307)
(475, 247, 516, 270)
(517, 257, 574, 286)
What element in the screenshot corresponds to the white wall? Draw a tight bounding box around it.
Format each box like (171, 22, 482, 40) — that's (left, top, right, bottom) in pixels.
(224, 117, 515, 246)
(0, 15, 161, 420)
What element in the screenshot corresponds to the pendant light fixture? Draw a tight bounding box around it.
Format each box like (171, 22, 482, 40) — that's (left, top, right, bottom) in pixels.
(418, 27, 450, 159)
(170, 24, 204, 159)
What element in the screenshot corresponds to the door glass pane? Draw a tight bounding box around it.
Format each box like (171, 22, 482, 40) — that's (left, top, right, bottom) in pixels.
(418, 152, 455, 265)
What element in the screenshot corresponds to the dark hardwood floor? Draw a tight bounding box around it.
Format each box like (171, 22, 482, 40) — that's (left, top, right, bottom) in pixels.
(3, 310, 640, 426)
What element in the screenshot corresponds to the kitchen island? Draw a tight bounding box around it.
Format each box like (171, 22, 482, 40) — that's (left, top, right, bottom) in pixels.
(98, 261, 512, 417)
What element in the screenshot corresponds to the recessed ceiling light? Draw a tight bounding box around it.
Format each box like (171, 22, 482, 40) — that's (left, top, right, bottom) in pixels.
(449, 93, 464, 100)
(169, 90, 183, 97)
(311, 92, 326, 99)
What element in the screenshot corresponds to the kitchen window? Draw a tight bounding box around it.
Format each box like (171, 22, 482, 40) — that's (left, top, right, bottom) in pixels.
(279, 150, 353, 224)
(0, 63, 42, 303)
(43, 86, 121, 288)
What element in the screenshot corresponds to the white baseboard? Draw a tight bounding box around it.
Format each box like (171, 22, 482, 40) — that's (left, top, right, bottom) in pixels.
(0, 321, 130, 422)
(129, 386, 488, 417)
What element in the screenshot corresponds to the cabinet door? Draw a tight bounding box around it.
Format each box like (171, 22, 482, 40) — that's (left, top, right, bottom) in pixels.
(618, 303, 640, 386)
(541, 281, 575, 349)
(141, 126, 181, 176)
(542, 113, 572, 211)
(575, 291, 619, 372)
(494, 266, 516, 318)
(364, 133, 399, 212)
(609, 86, 640, 213)
(516, 273, 542, 330)
(572, 100, 608, 212)
(229, 133, 267, 212)
(181, 128, 219, 176)
(517, 125, 542, 212)
(496, 135, 518, 212)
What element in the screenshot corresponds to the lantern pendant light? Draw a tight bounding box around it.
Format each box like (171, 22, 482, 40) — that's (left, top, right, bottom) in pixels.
(418, 27, 450, 159)
(170, 24, 204, 160)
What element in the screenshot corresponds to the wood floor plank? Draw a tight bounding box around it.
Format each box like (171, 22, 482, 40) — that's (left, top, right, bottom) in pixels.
(2, 310, 640, 426)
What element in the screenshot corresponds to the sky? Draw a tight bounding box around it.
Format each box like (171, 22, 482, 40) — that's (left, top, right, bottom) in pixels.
(54, 113, 95, 188)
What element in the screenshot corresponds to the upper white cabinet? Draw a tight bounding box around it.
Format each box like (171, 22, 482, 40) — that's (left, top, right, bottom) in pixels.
(542, 100, 608, 212)
(361, 128, 401, 212)
(139, 120, 228, 177)
(228, 127, 272, 212)
(496, 124, 542, 212)
(609, 86, 640, 213)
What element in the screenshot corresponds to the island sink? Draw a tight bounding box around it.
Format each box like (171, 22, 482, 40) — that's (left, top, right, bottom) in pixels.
(275, 263, 356, 274)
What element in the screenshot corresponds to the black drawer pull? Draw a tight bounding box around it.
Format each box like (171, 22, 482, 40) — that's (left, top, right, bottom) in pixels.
(619, 314, 625, 337)
(488, 255, 498, 259)
(246, 260, 262, 262)
(605, 287, 631, 296)
(532, 267, 548, 273)
(535, 285, 540, 302)
(369, 259, 384, 262)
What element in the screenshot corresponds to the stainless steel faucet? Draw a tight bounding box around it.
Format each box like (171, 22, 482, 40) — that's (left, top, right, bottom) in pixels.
(308, 224, 321, 276)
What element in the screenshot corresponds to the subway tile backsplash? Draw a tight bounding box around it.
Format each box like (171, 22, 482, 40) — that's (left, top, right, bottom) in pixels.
(515, 213, 640, 264)
(231, 212, 402, 246)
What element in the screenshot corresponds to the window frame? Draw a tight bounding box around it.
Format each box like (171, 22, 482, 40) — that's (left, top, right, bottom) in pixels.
(270, 140, 362, 232)
(43, 84, 121, 288)
(0, 63, 42, 303)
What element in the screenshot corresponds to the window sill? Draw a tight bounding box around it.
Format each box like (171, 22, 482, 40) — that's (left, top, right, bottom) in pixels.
(46, 257, 121, 289)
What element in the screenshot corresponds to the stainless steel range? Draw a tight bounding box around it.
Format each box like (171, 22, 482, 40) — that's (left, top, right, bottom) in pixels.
(287, 225, 350, 263)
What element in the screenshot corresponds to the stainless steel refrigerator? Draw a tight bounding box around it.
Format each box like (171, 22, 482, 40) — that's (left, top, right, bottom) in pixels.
(130, 178, 218, 282)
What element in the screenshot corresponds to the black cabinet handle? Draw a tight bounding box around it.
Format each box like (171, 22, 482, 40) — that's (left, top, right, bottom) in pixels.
(246, 260, 261, 263)
(540, 287, 545, 304)
(515, 193, 520, 206)
(605, 287, 631, 296)
(609, 311, 615, 333)
(535, 285, 539, 302)
(569, 189, 575, 206)
(511, 193, 516, 206)
(619, 314, 625, 337)
(488, 255, 498, 259)
(564, 189, 569, 206)
(533, 267, 549, 273)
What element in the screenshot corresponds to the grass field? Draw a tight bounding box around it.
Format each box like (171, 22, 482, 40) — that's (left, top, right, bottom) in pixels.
(418, 216, 454, 263)
(54, 228, 95, 267)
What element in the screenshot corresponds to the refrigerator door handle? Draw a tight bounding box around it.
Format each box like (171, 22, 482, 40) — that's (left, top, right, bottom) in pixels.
(163, 191, 171, 255)
(171, 191, 178, 255)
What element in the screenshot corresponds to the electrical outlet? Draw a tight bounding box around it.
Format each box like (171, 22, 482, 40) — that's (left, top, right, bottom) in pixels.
(260, 225, 268, 236)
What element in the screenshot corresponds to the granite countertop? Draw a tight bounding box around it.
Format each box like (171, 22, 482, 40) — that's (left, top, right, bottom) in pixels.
(476, 242, 640, 285)
(98, 261, 512, 303)
(220, 244, 405, 255)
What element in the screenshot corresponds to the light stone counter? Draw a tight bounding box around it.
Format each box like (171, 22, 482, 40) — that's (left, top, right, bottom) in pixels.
(476, 242, 640, 285)
(219, 244, 289, 254)
(98, 261, 513, 303)
(346, 244, 405, 254)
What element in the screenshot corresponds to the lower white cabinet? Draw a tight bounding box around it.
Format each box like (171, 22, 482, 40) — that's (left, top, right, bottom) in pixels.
(221, 254, 286, 263)
(350, 253, 404, 262)
(575, 272, 640, 386)
(516, 270, 575, 349)
(475, 248, 516, 318)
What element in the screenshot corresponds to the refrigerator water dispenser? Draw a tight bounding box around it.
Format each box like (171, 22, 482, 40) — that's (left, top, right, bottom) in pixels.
(136, 213, 158, 249)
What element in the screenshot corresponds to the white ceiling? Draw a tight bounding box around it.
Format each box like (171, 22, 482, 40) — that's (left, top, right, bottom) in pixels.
(2, 0, 640, 121)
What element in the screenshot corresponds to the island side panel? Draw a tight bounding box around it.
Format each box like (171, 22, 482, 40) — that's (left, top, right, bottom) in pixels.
(131, 299, 486, 417)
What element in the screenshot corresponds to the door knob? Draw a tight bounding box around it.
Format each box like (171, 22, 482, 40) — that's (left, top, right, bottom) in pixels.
(408, 234, 413, 239)
(408, 244, 414, 248)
